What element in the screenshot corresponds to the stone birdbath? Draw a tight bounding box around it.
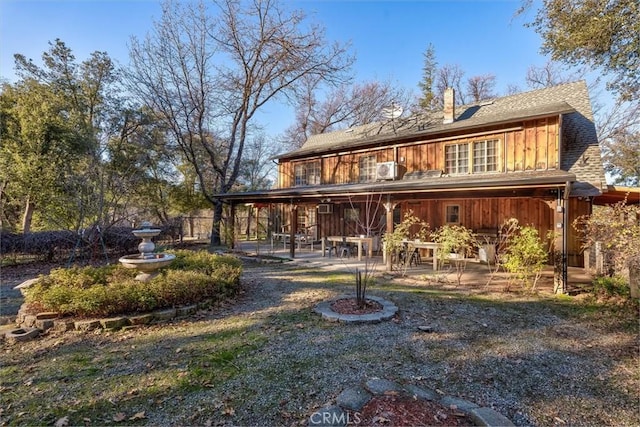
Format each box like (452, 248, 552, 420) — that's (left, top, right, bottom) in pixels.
(119, 221, 175, 282)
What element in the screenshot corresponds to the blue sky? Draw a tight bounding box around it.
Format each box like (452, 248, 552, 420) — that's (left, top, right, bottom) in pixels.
(0, 0, 550, 135)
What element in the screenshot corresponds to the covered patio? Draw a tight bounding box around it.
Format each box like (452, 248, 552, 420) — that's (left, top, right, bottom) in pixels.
(232, 239, 594, 293)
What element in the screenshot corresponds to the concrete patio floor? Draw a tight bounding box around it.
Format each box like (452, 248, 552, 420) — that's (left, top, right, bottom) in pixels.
(234, 239, 594, 293)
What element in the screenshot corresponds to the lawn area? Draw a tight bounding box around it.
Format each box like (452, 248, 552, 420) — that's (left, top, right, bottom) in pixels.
(1, 261, 638, 426)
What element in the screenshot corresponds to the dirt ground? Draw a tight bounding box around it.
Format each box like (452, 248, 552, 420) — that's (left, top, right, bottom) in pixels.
(1, 255, 638, 426)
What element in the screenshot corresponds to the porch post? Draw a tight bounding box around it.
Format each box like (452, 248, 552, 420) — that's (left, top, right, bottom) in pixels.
(229, 202, 236, 250)
(553, 183, 570, 294)
(289, 203, 297, 258)
(383, 198, 397, 272)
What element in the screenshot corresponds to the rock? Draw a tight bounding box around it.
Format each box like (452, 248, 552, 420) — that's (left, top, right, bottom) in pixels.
(35, 319, 55, 330)
(100, 317, 129, 330)
(403, 384, 439, 401)
(364, 378, 403, 395)
(470, 407, 516, 426)
(5, 327, 40, 343)
(336, 386, 371, 411)
(74, 320, 101, 331)
(440, 396, 480, 412)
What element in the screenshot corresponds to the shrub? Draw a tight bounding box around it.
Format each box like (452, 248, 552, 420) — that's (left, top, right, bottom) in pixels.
(431, 224, 478, 286)
(592, 276, 630, 298)
(23, 250, 242, 317)
(502, 226, 548, 290)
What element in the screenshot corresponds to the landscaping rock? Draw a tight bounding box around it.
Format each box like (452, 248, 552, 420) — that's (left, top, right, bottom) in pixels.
(100, 317, 130, 330)
(440, 396, 480, 412)
(35, 312, 60, 320)
(153, 308, 177, 322)
(176, 304, 198, 317)
(74, 320, 101, 331)
(35, 319, 55, 330)
(470, 407, 516, 426)
(364, 378, 403, 395)
(129, 314, 154, 325)
(22, 315, 37, 328)
(335, 386, 371, 411)
(5, 327, 40, 343)
(54, 319, 75, 332)
(403, 383, 439, 401)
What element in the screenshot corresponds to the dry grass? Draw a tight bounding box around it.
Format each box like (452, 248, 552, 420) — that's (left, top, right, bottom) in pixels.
(1, 260, 638, 426)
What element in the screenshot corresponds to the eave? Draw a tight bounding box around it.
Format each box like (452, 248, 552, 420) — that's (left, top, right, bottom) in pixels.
(218, 170, 577, 204)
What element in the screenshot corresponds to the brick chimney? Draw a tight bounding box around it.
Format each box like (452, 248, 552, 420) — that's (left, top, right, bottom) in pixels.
(443, 87, 455, 124)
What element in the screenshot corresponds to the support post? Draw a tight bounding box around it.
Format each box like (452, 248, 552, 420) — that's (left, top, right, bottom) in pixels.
(289, 204, 297, 259)
(229, 202, 236, 250)
(383, 198, 397, 272)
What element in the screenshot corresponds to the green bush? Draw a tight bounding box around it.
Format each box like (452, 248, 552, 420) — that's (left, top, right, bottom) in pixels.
(503, 226, 548, 290)
(23, 250, 242, 317)
(592, 276, 630, 298)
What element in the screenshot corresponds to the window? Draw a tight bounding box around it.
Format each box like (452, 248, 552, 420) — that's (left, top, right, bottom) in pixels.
(473, 139, 498, 172)
(445, 204, 460, 224)
(294, 161, 320, 186)
(445, 143, 469, 174)
(445, 139, 500, 175)
(359, 155, 377, 182)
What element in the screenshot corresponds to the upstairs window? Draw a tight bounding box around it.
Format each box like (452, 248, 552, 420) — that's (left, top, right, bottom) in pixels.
(359, 155, 377, 182)
(445, 143, 469, 174)
(473, 139, 498, 173)
(445, 139, 500, 175)
(294, 161, 321, 186)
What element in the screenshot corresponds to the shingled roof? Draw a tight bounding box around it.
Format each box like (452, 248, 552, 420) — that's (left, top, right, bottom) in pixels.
(279, 80, 606, 194)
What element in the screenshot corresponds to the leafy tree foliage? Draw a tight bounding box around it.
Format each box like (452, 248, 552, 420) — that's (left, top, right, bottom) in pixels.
(574, 201, 640, 287)
(526, 0, 639, 101)
(502, 225, 548, 290)
(417, 43, 437, 111)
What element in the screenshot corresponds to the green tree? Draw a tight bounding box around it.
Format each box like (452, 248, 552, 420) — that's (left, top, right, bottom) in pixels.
(2, 40, 123, 232)
(418, 43, 438, 111)
(0, 79, 86, 232)
(525, 0, 639, 101)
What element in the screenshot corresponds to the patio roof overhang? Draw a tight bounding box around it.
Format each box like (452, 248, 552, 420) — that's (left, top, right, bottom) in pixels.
(218, 170, 578, 205)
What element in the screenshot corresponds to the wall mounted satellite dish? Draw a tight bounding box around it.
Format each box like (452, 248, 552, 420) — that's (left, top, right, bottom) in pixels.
(381, 103, 403, 120)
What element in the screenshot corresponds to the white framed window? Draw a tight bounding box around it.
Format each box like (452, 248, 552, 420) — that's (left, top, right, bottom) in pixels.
(359, 155, 377, 182)
(473, 139, 499, 173)
(445, 204, 460, 224)
(294, 161, 321, 186)
(445, 139, 500, 175)
(445, 143, 469, 174)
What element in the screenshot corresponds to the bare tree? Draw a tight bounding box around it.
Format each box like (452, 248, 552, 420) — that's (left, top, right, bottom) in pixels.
(526, 61, 578, 89)
(434, 64, 465, 106)
(127, 0, 351, 246)
(284, 79, 412, 149)
(466, 73, 497, 102)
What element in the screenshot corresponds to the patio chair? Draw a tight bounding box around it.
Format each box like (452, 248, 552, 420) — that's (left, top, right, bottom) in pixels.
(409, 248, 421, 266)
(338, 238, 354, 258)
(323, 237, 338, 257)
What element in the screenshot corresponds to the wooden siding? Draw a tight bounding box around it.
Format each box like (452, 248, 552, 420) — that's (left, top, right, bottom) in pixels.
(279, 117, 560, 187)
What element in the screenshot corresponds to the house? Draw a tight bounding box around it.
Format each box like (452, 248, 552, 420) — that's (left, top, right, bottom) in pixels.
(219, 80, 608, 289)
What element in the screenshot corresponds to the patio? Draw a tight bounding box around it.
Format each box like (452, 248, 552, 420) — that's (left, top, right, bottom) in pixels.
(234, 239, 594, 293)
